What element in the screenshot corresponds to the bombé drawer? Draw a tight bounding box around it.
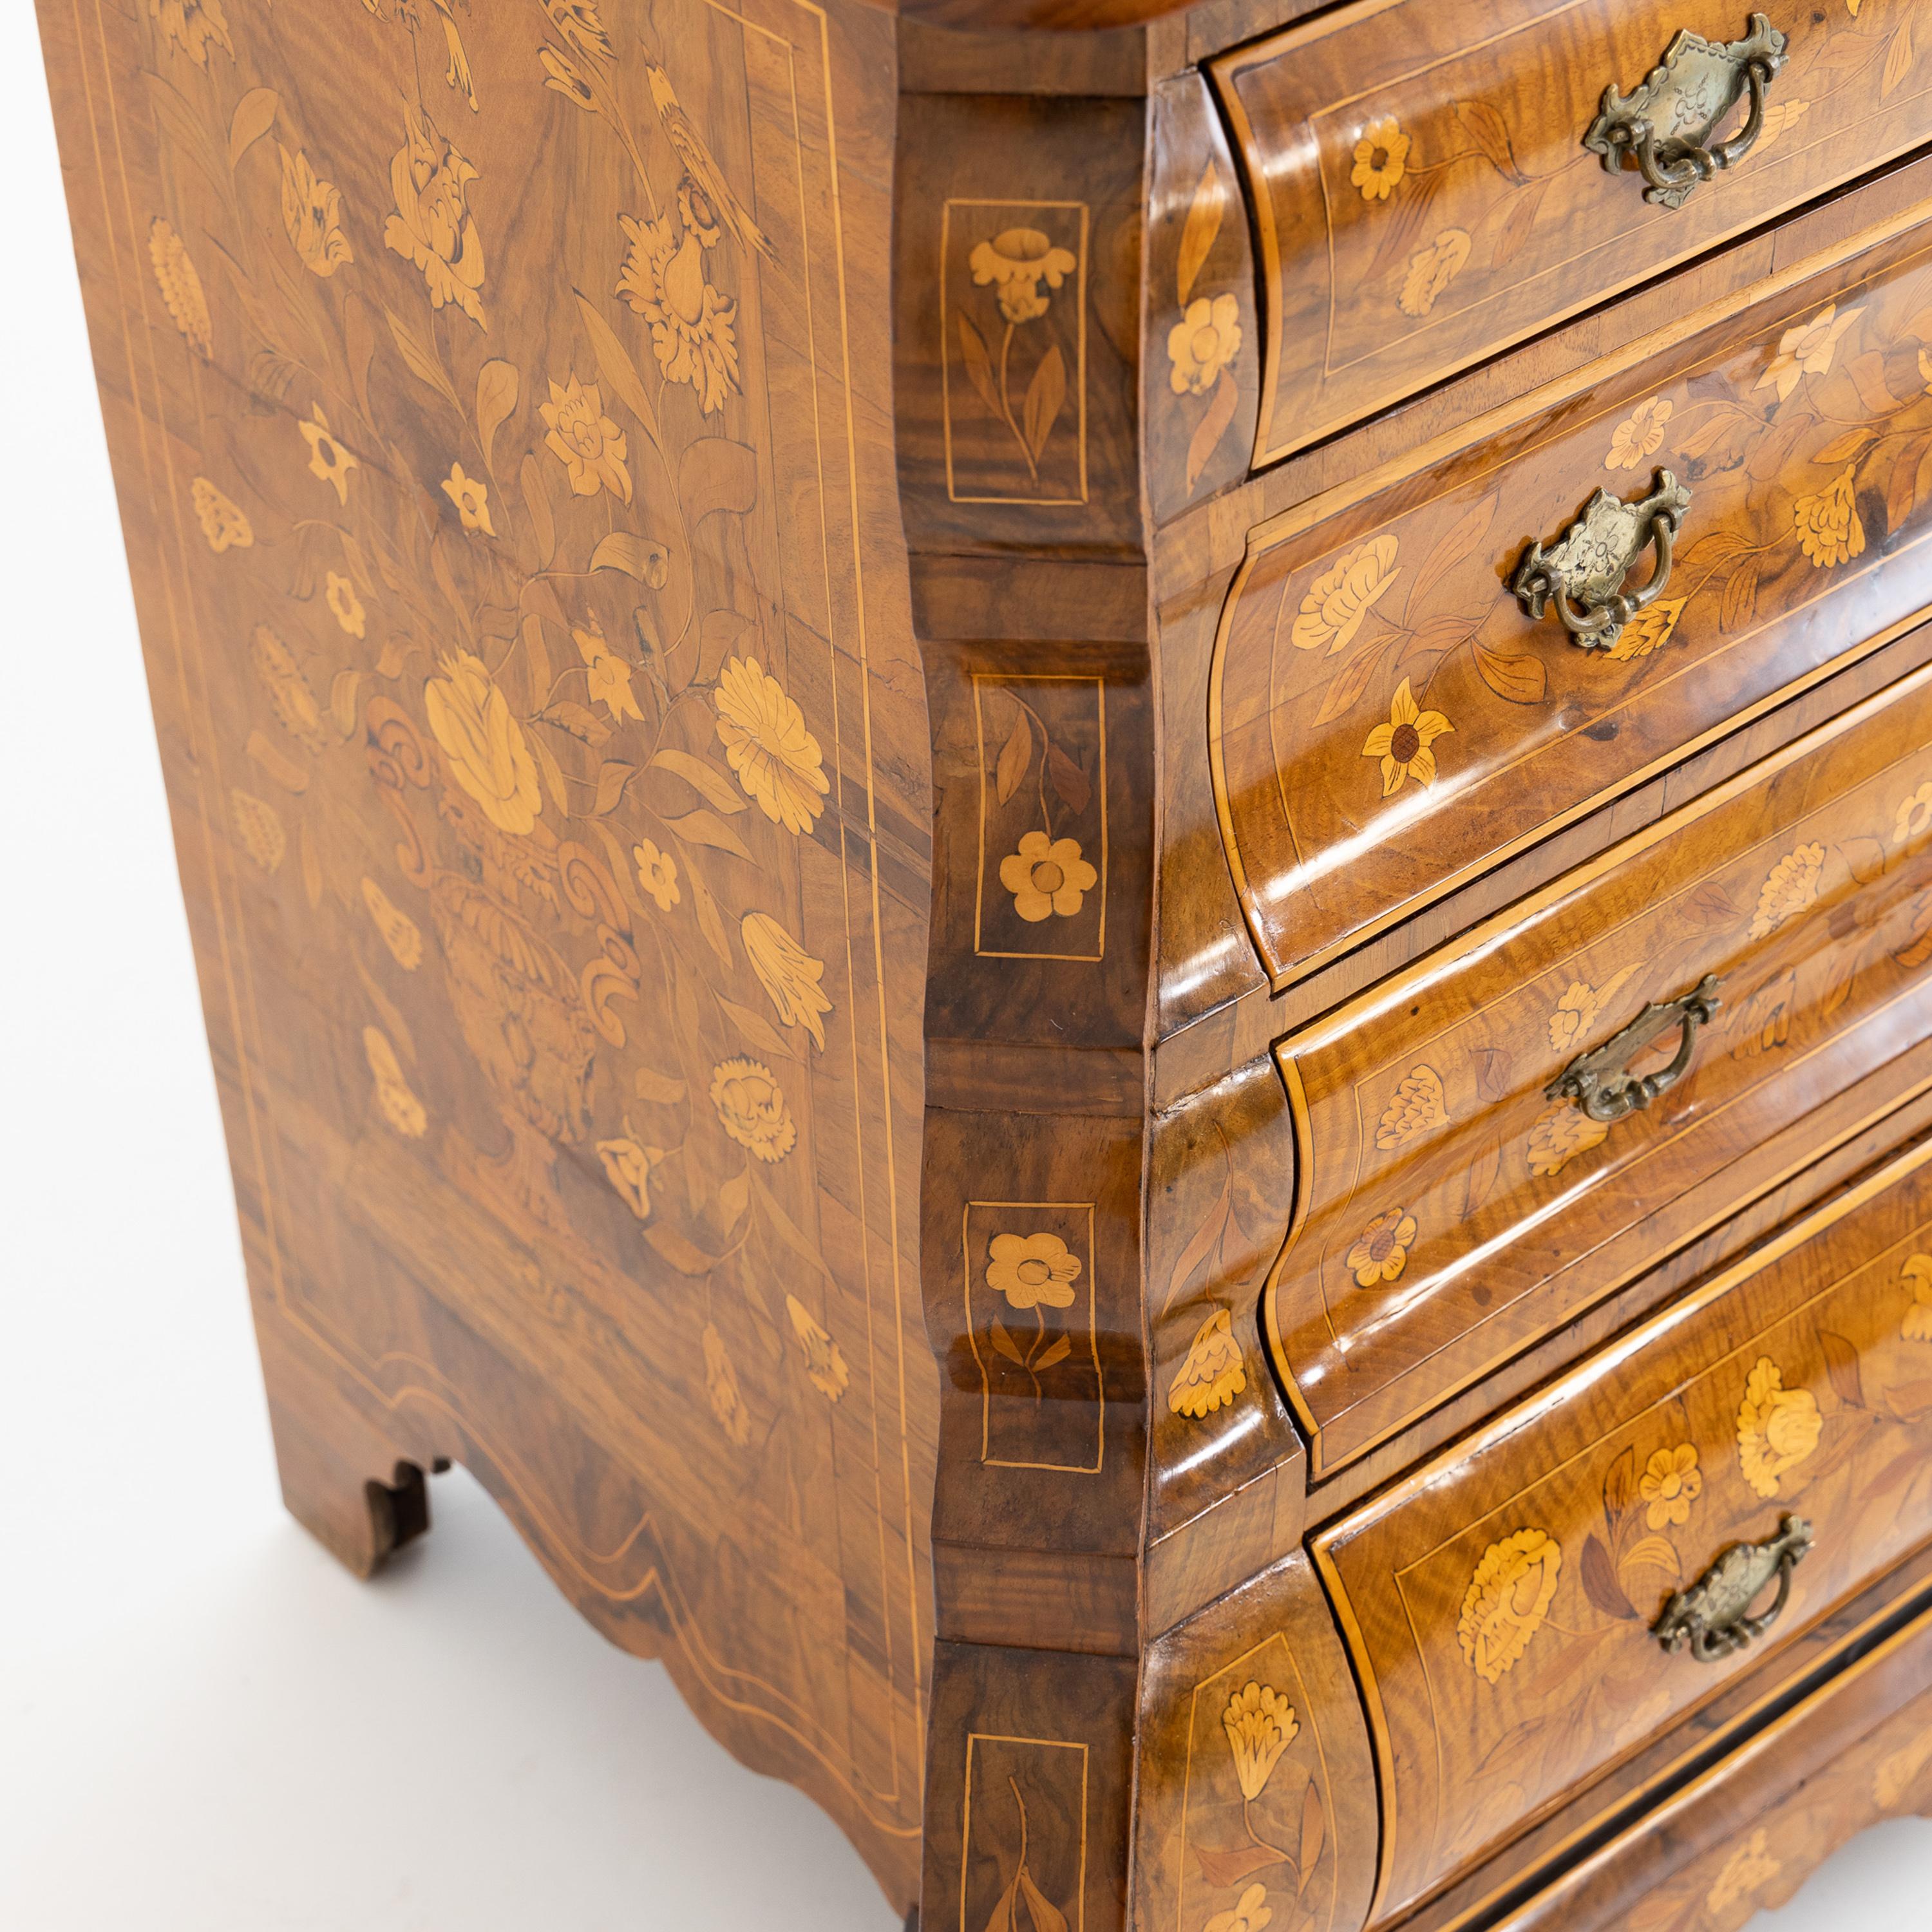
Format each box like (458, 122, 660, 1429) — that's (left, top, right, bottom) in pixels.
(1267, 658, 1932, 1478)
(1312, 1132, 1932, 1927)
(1212, 223, 1932, 991)
(1211, 0, 1932, 464)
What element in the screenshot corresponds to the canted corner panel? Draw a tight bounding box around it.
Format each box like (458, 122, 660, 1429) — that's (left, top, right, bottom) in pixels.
(1133, 1551, 1379, 1932)
(895, 91, 1146, 558)
(1144, 69, 1261, 526)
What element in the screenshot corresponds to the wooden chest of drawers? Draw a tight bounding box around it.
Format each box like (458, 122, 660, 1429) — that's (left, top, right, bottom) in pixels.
(33, 0, 1932, 1924)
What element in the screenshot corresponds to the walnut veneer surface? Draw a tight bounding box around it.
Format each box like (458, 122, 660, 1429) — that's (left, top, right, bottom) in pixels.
(33, 0, 1932, 1926)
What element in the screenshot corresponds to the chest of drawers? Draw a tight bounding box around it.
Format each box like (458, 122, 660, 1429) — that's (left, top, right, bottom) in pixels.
(33, 0, 1932, 1924)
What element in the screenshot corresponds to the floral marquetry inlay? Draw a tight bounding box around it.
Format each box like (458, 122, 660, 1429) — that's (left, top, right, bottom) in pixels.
(973, 676, 1107, 963)
(1640, 1444, 1703, 1530)
(965, 1204, 1103, 1473)
(1169, 1308, 1248, 1420)
(58, 0, 934, 1888)
(1457, 1528, 1562, 1685)
(1222, 1681, 1298, 1800)
(1736, 1356, 1823, 1499)
(1212, 226, 1932, 994)
(1214, 0, 1932, 464)
(1291, 536, 1399, 656)
(1347, 1207, 1416, 1287)
(942, 200, 1087, 506)
(1374, 1064, 1448, 1150)
(1166, 1624, 1347, 1932)
(1902, 1255, 1932, 1343)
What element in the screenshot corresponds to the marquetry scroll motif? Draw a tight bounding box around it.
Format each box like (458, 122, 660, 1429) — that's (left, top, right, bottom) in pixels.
(975, 676, 1108, 963)
(1133, 1553, 1378, 1932)
(1146, 72, 1260, 522)
(53, 0, 933, 1899)
(1212, 227, 1932, 994)
(1211, 0, 1932, 464)
(1312, 1141, 1932, 1922)
(965, 1201, 1104, 1474)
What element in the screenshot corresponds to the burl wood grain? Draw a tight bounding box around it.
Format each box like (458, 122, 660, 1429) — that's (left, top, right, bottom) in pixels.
(1213, 0, 1932, 464)
(1213, 226, 1932, 994)
(1271, 659, 1932, 1478)
(37, 0, 934, 1904)
(1316, 1133, 1932, 1926)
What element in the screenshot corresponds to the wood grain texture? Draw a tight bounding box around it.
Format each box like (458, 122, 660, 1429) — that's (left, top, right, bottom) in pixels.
(1134, 1551, 1379, 1932)
(1317, 1132, 1932, 1925)
(36, 0, 933, 1905)
(1214, 0, 1932, 464)
(39, 0, 1932, 1922)
(896, 62, 1159, 1929)
(1499, 1587, 1932, 1932)
(1271, 658, 1932, 1477)
(1213, 227, 1932, 994)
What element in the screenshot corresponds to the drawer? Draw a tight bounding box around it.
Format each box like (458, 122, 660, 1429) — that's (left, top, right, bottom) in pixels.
(1268, 659, 1932, 1477)
(1211, 0, 1932, 465)
(1312, 1132, 1932, 1926)
(1212, 226, 1932, 990)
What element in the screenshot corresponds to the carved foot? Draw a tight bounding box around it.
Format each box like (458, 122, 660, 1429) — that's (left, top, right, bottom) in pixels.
(258, 1329, 435, 1579)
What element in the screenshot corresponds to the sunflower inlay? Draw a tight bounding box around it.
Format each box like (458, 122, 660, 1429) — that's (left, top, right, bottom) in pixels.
(1361, 679, 1452, 796)
(1347, 1206, 1415, 1286)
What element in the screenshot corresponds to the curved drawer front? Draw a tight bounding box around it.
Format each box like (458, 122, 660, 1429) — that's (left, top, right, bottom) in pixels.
(1268, 661, 1932, 1477)
(1313, 1136, 1932, 1925)
(1212, 232, 1932, 989)
(1212, 0, 1931, 464)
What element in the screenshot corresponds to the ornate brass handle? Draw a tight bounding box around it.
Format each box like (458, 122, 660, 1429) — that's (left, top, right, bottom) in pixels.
(1510, 470, 1692, 652)
(1584, 15, 1789, 211)
(1654, 1516, 1814, 1663)
(1546, 972, 1723, 1124)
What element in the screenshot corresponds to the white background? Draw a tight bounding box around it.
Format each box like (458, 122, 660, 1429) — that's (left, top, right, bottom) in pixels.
(3, 7, 1930, 1929)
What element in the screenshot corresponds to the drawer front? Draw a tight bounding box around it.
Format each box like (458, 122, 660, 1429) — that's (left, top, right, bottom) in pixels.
(1269, 660, 1932, 1477)
(1313, 1135, 1932, 1926)
(1212, 0, 1931, 464)
(1212, 228, 1932, 989)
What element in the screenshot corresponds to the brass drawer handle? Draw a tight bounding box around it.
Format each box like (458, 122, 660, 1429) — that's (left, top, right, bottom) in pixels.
(1510, 469, 1692, 652)
(1654, 1515, 1814, 1663)
(1546, 972, 1723, 1124)
(1584, 14, 1790, 211)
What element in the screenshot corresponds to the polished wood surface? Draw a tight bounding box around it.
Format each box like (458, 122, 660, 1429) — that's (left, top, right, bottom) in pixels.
(1212, 224, 1932, 991)
(1215, 0, 1931, 464)
(36, 0, 932, 1906)
(1317, 1133, 1932, 1924)
(34, 0, 1932, 1924)
(1271, 658, 1932, 1476)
